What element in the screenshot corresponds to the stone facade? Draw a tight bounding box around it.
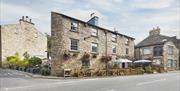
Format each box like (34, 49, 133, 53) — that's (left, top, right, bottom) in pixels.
(0, 16, 47, 67)
(51, 12, 135, 76)
(135, 27, 179, 71)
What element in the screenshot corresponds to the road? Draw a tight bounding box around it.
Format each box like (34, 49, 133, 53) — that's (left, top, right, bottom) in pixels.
(0, 69, 180, 91)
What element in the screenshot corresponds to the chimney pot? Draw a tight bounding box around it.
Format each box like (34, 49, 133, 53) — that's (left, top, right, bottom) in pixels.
(22, 16, 24, 20)
(25, 16, 28, 21)
(149, 26, 161, 36)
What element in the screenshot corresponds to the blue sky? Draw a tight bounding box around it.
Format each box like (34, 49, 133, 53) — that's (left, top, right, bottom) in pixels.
(0, 0, 180, 44)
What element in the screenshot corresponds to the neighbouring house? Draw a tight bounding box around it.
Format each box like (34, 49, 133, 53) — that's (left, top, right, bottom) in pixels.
(51, 12, 135, 76)
(0, 16, 47, 67)
(135, 27, 180, 71)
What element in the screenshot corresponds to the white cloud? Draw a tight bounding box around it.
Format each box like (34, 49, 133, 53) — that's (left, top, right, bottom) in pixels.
(0, 2, 41, 24)
(1, 0, 179, 44)
(87, 0, 124, 11)
(50, 0, 75, 4)
(131, 0, 174, 9)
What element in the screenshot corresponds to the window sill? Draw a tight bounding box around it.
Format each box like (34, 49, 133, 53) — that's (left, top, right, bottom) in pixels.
(91, 52, 99, 55)
(70, 30, 79, 33)
(111, 53, 117, 55)
(91, 35, 98, 38)
(69, 50, 80, 53)
(112, 40, 117, 43)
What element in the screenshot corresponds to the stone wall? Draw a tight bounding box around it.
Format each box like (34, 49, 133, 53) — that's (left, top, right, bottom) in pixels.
(1, 18, 47, 66)
(135, 41, 179, 70)
(163, 41, 179, 70)
(51, 12, 135, 76)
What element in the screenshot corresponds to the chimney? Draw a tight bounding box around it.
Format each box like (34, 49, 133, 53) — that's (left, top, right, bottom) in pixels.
(22, 16, 25, 21)
(87, 13, 99, 26)
(19, 16, 34, 25)
(29, 19, 32, 23)
(149, 26, 160, 36)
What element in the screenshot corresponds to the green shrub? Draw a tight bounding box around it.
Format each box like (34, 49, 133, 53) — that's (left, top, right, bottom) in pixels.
(41, 67, 50, 76)
(28, 56, 42, 67)
(6, 53, 22, 67)
(136, 67, 145, 74)
(145, 66, 153, 73)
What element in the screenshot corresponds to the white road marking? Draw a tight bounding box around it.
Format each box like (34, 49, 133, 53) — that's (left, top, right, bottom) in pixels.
(136, 78, 166, 86)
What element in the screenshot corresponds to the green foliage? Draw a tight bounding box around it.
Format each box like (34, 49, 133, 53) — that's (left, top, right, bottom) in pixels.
(136, 67, 145, 74)
(41, 66, 50, 76)
(28, 56, 42, 67)
(6, 52, 42, 68)
(6, 53, 22, 66)
(145, 66, 153, 73)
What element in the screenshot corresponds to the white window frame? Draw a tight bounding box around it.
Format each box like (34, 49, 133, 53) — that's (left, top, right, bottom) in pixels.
(168, 46, 173, 55)
(91, 28, 98, 36)
(143, 47, 151, 55)
(70, 38, 79, 51)
(125, 48, 129, 55)
(91, 43, 98, 53)
(125, 38, 129, 45)
(167, 59, 173, 68)
(71, 21, 78, 32)
(112, 34, 117, 42)
(112, 45, 116, 54)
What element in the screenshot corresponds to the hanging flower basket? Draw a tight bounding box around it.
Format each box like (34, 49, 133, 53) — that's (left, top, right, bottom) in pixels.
(63, 51, 71, 60)
(100, 55, 112, 63)
(81, 52, 90, 61)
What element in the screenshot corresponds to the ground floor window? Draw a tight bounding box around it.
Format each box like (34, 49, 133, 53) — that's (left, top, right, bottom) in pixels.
(81, 60, 90, 69)
(173, 60, 177, 68)
(167, 59, 174, 68)
(153, 59, 161, 65)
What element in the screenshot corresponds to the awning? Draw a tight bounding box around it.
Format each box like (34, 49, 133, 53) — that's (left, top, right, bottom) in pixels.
(134, 60, 152, 63)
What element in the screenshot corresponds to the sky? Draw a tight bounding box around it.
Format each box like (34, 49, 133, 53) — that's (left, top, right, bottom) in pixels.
(0, 0, 180, 44)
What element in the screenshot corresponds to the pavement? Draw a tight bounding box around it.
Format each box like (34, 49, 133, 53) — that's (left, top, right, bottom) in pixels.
(0, 68, 180, 91)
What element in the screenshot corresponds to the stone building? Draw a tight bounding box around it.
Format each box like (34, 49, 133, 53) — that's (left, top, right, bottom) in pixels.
(135, 27, 179, 71)
(0, 16, 47, 67)
(51, 12, 135, 76)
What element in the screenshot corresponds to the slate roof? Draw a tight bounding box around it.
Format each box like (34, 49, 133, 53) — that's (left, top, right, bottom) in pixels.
(51, 11, 135, 40)
(136, 34, 179, 48)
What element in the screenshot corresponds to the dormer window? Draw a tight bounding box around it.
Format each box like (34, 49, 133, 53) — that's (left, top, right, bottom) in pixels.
(71, 21, 78, 32)
(112, 34, 117, 42)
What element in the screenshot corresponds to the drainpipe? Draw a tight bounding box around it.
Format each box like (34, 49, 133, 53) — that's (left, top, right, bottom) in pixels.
(0, 25, 2, 68)
(104, 30, 108, 76)
(105, 31, 108, 56)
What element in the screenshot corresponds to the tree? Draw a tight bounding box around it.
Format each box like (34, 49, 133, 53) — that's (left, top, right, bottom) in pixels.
(45, 33, 51, 59)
